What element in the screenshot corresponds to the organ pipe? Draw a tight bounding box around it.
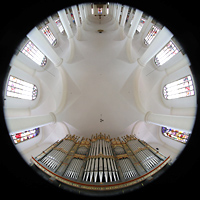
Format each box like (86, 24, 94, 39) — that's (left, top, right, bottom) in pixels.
(32, 133, 170, 189)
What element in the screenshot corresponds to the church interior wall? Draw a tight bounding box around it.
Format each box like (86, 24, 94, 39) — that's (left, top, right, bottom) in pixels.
(4, 6, 197, 168)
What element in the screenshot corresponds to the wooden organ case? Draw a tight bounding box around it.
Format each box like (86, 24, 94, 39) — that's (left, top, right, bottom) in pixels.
(31, 133, 171, 193)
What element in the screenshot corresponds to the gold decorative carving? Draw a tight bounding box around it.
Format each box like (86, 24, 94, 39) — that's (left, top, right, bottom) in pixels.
(54, 147, 68, 154)
(31, 156, 171, 191)
(73, 154, 87, 160)
(132, 147, 148, 154)
(116, 154, 128, 159)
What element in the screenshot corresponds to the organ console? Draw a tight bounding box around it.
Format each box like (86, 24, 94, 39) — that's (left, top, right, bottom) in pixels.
(31, 133, 171, 192)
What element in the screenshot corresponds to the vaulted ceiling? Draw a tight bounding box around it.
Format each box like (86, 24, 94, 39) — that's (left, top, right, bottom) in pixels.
(57, 15, 144, 138)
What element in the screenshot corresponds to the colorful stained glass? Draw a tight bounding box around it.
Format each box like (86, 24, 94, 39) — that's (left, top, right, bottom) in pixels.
(6, 75, 38, 100)
(41, 25, 57, 46)
(161, 127, 190, 144)
(144, 25, 160, 45)
(155, 40, 179, 66)
(11, 128, 40, 144)
(55, 18, 65, 33)
(136, 18, 146, 33)
(98, 8, 102, 14)
(163, 75, 195, 100)
(21, 40, 47, 66)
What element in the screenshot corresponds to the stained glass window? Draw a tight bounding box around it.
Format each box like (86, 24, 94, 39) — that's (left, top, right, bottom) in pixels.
(21, 40, 47, 66)
(163, 75, 195, 100)
(55, 18, 65, 34)
(155, 40, 179, 66)
(161, 127, 190, 144)
(41, 25, 57, 46)
(136, 18, 146, 33)
(144, 25, 160, 45)
(11, 128, 40, 144)
(71, 13, 75, 23)
(98, 8, 102, 14)
(6, 75, 38, 100)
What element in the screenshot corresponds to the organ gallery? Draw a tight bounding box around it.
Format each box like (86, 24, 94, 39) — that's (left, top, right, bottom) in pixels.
(31, 133, 170, 191)
(2, 0, 198, 197)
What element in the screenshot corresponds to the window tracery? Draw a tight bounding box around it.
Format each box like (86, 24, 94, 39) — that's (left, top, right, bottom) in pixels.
(41, 25, 57, 46)
(161, 127, 190, 144)
(163, 75, 195, 100)
(55, 18, 65, 34)
(136, 18, 145, 33)
(11, 128, 40, 144)
(20, 40, 47, 66)
(155, 40, 179, 66)
(144, 25, 160, 45)
(6, 75, 38, 100)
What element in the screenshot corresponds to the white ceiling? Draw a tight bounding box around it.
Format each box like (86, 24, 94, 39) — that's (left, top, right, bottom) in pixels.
(57, 15, 145, 138)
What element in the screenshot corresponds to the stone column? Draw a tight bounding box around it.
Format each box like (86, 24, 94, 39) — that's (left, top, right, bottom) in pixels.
(72, 5, 81, 27)
(127, 9, 143, 39)
(58, 9, 74, 39)
(120, 6, 129, 27)
(47, 16, 60, 34)
(27, 27, 63, 67)
(138, 27, 173, 66)
(145, 111, 195, 132)
(116, 4, 122, 24)
(6, 112, 56, 134)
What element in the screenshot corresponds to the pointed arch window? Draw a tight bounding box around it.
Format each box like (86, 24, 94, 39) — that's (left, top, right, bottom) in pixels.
(144, 25, 160, 45)
(11, 128, 40, 144)
(91, 3, 94, 14)
(55, 18, 65, 34)
(98, 8, 103, 14)
(6, 75, 38, 100)
(41, 25, 57, 46)
(154, 40, 180, 66)
(163, 75, 195, 100)
(136, 18, 146, 33)
(20, 39, 47, 66)
(161, 127, 190, 144)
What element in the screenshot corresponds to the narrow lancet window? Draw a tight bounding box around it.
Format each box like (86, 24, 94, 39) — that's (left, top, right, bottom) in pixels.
(136, 18, 146, 33)
(155, 40, 179, 66)
(41, 25, 57, 46)
(6, 75, 38, 100)
(163, 75, 195, 100)
(55, 18, 65, 34)
(144, 25, 160, 45)
(21, 40, 47, 66)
